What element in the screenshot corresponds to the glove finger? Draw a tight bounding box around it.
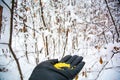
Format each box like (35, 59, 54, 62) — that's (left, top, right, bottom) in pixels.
(47, 59, 58, 64)
(73, 62, 85, 74)
(71, 56, 83, 67)
(66, 55, 78, 64)
(60, 55, 72, 62)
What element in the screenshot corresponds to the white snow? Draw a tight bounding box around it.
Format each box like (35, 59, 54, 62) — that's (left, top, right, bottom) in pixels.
(0, 0, 120, 80)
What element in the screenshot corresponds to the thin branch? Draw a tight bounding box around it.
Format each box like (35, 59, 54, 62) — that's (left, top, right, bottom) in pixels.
(52, 38, 56, 57)
(103, 31, 108, 44)
(105, 66, 120, 70)
(35, 39, 40, 65)
(0, 43, 9, 45)
(104, 0, 119, 41)
(62, 29, 69, 57)
(0, 6, 3, 39)
(1, 0, 11, 11)
(24, 39, 29, 63)
(8, 0, 23, 80)
(45, 36, 49, 59)
(85, 65, 120, 73)
(8, 45, 23, 80)
(14, 12, 41, 34)
(39, 0, 47, 27)
(95, 50, 119, 80)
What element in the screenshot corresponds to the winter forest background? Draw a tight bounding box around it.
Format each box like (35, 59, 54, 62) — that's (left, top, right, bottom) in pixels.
(0, 0, 120, 80)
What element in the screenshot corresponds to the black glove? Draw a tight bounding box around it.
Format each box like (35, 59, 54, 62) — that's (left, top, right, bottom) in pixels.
(29, 55, 85, 80)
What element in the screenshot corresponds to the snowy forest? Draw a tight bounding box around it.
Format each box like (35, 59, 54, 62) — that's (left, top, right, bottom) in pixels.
(0, 0, 120, 80)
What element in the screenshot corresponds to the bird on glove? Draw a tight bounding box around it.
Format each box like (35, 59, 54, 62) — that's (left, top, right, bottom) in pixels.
(29, 55, 85, 80)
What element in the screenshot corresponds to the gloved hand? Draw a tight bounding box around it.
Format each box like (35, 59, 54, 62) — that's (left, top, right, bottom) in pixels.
(29, 55, 85, 80)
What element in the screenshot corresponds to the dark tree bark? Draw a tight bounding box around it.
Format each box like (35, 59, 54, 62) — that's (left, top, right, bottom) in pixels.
(1, 0, 23, 80)
(39, 0, 46, 27)
(0, 5, 3, 38)
(8, 0, 23, 80)
(45, 36, 49, 59)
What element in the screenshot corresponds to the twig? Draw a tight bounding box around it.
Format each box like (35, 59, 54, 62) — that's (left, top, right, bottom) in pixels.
(8, 45, 23, 80)
(39, 0, 46, 27)
(104, 0, 119, 42)
(0, 43, 9, 45)
(0, 6, 3, 39)
(35, 39, 40, 65)
(24, 40, 29, 63)
(103, 31, 108, 44)
(1, 0, 11, 11)
(52, 38, 56, 57)
(105, 66, 120, 70)
(42, 33, 46, 54)
(14, 10, 41, 34)
(45, 36, 49, 59)
(62, 28, 69, 57)
(84, 65, 120, 73)
(95, 50, 119, 80)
